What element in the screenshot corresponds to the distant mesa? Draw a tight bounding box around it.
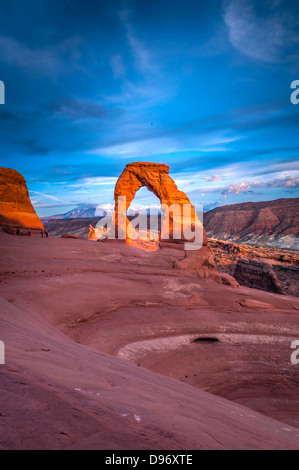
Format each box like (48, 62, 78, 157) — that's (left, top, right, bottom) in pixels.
(0, 167, 43, 233)
(204, 198, 299, 250)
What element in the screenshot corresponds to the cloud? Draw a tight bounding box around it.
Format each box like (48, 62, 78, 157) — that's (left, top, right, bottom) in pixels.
(126, 31, 158, 76)
(110, 54, 126, 79)
(119, 9, 159, 77)
(95, 203, 115, 216)
(0, 110, 15, 121)
(79, 176, 118, 187)
(0, 35, 82, 75)
(30, 191, 69, 204)
(0, 109, 42, 125)
(266, 174, 299, 189)
(221, 174, 299, 197)
(182, 181, 195, 189)
(50, 167, 72, 175)
(91, 131, 241, 160)
(224, 0, 299, 63)
(92, 136, 180, 158)
(203, 175, 223, 182)
(32, 202, 73, 210)
(44, 97, 113, 121)
(222, 181, 252, 196)
(19, 139, 49, 156)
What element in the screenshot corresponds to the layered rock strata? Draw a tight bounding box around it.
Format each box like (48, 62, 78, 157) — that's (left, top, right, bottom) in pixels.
(0, 168, 43, 233)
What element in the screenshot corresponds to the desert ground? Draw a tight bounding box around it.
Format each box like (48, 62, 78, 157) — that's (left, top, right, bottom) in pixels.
(0, 231, 299, 450)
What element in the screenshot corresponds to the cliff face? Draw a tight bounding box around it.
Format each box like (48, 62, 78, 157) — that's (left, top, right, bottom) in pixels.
(204, 198, 299, 250)
(208, 238, 299, 297)
(0, 168, 43, 231)
(233, 258, 286, 295)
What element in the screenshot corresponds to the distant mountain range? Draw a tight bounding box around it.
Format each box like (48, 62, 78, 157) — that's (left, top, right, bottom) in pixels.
(43, 198, 299, 250)
(41, 205, 157, 222)
(41, 206, 98, 222)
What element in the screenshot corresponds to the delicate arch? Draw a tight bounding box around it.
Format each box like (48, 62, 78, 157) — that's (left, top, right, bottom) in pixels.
(114, 162, 207, 246)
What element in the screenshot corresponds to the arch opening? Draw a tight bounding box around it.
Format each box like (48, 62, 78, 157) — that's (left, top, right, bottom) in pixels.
(127, 186, 161, 242)
(114, 162, 206, 250)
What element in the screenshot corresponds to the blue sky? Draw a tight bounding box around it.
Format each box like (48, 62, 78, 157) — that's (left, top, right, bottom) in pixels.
(0, 0, 299, 215)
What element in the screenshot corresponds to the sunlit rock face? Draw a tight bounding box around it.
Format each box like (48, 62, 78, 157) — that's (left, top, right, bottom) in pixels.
(233, 258, 286, 295)
(204, 198, 299, 250)
(0, 168, 43, 232)
(113, 162, 237, 286)
(114, 162, 207, 245)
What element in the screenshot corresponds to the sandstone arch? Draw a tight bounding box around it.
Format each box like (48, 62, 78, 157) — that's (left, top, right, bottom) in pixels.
(114, 162, 207, 246)
(113, 162, 238, 286)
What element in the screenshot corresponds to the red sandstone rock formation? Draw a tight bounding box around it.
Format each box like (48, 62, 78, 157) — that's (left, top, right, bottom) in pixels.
(0, 168, 43, 232)
(1, 232, 299, 444)
(113, 162, 237, 286)
(114, 162, 206, 244)
(204, 198, 299, 250)
(208, 238, 299, 296)
(88, 224, 98, 241)
(61, 233, 83, 239)
(233, 258, 286, 295)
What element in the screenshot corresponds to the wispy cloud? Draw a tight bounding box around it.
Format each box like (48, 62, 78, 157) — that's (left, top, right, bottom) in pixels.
(90, 132, 241, 159)
(224, 0, 299, 63)
(79, 177, 118, 187)
(0, 35, 82, 75)
(91, 136, 179, 158)
(44, 97, 114, 121)
(110, 54, 126, 79)
(203, 175, 223, 182)
(119, 9, 159, 77)
(30, 191, 69, 204)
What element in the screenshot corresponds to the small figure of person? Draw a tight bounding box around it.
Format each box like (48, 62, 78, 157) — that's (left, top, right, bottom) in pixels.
(16, 228, 20, 236)
(45, 229, 49, 238)
(20, 229, 23, 236)
(27, 229, 31, 237)
(41, 229, 44, 238)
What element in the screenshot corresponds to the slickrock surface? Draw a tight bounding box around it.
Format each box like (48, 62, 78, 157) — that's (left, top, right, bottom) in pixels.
(44, 219, 299, 294)
(1, 232, 299, 450)
(0, 168, 43, 232)
(61, 233, 83, 240)
(233, 258, 286, 295)
(204, 198, 299, 250)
